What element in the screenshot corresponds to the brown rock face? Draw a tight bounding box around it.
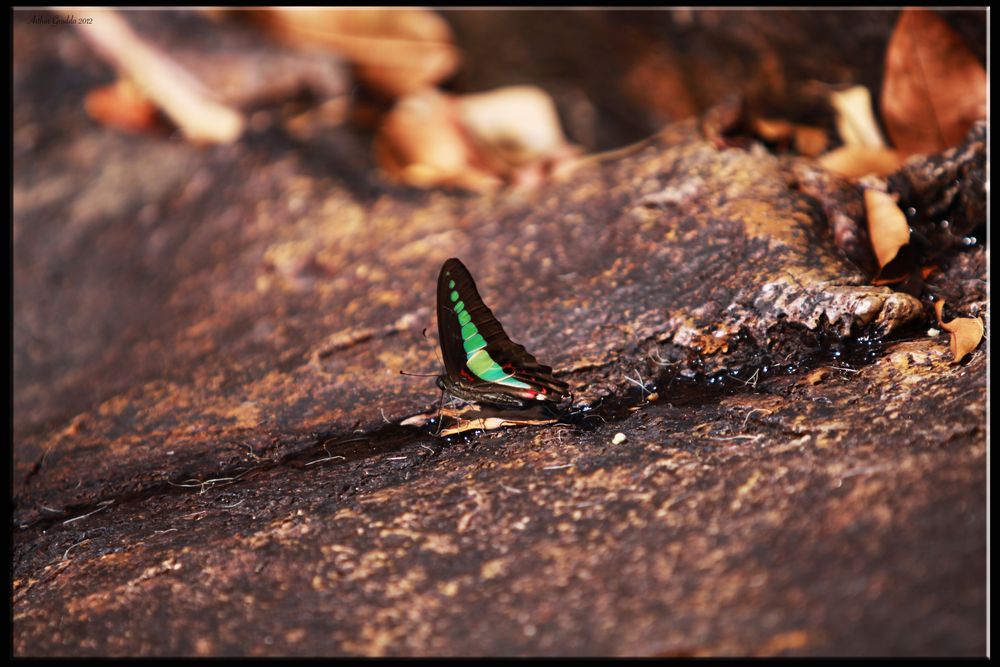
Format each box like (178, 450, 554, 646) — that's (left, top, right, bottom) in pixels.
(13, 9, 985, 657)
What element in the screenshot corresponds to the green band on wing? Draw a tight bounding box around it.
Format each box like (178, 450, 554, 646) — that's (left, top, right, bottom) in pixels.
(449, 284, 533, 390)
(466, 349, 495, 377)
(496, 375, 531, 389)
(478, 365, 511, 382)
(466, 349, 531, 387)
(463, 333, 487, 354)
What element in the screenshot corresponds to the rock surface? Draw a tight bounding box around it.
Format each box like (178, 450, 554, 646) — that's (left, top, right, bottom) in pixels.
(13, 10, 986, 657)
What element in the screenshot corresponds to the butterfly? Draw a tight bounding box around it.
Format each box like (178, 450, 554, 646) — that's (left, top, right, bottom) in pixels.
(435, 258, 570, 409)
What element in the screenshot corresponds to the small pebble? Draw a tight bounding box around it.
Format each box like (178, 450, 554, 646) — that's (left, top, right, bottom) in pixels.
(612, 432, 627, 445)
(927, 327, 941, 337)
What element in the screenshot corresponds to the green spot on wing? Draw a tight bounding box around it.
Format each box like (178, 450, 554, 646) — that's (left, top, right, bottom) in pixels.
(450, 290, 459, 302)
(466, 349, 493, 376)
(478, 364, 509, 382)
(466, 349, 526, 384)
(458, 310, 472, 326)
(461, 322, 477, 340)
(463, 333, 486, 354)
(496, 376, 531, 389)
(453, 300, 465, 313)
(448, 279, 455, 289)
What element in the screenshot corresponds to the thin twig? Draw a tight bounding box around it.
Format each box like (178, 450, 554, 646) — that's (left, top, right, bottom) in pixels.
(62, 500, 114, 525)
(305, 454, 346, 467)
(742, 408, 766, 428)
(729, 368, 760, 388)
(624, 370, 653, 397)
(63, 538, 91, 560)
(648, 348, 678, 367)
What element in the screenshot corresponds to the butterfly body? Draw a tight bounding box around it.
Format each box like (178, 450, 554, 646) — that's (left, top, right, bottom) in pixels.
(436, 258, 569, 409)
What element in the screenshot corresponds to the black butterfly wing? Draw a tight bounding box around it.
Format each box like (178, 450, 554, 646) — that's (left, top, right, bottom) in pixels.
(437, 258, 569, 404)
(437, 258, 472, 380)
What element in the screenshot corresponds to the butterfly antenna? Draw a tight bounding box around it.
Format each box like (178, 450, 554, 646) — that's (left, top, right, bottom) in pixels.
(422, 326, 446, 368)
(399, 370, 439, 378)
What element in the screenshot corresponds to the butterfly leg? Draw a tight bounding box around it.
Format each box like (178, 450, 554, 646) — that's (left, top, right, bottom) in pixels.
(432, 385, 447, 436)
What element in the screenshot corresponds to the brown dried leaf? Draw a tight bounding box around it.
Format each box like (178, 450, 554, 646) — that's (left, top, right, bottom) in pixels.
(439, 415, 558, 437)
(819, 146, 902, 179)
(871, 244, 920, 288)
(934, 300, 984, 362)
(455, 86, 577, 178)
(752, 117, 795, 143)
(829, 85, 886, 148)
(881, 9, 986, 158)
(400, 404, 559, 436)
(864, 189, 910, 270)
(85, 79, 160, 133)
(373, 88, 501, 192)
(74, 9, 244, 144)
(375, 86, 576, 192)
(750, 117, 828, 157)
(251, 8, 460, 98)
(793, 125, 828, 157)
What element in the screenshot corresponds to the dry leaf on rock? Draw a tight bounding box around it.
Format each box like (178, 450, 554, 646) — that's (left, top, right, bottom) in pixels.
(829, 85, 887, 149)
(934, 300, 984, 362)
(85, 79, 161, 134)
(864, 189, 910, 278)
(456, 86, 569, 168)
(249, 8, 460, 98)
(455, 85, 579, 181)
(819, 146, 902, 179)
(793, 125, 828, 157)
(74, 9, 244, 144)
(710, 95, 828, 157)
(439, 415, 559, 437)
(752, 117, 795, 144)
(752, 118, 827, 156)
(400, 404, 560, 437)
(375, 86, 577, 192)
(373, 88, 501, 192)
(881, 9, 987, 158)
